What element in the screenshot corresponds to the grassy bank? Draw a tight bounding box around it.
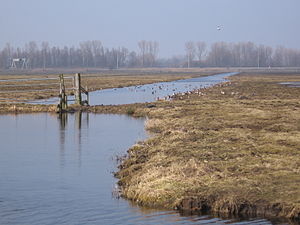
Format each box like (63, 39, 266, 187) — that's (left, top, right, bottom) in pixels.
(116, 73, 300, 222)
(0, 103, 57, 114)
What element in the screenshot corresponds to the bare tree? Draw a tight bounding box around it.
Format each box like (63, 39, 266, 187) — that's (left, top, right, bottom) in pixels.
(119, 47, 129, 68)
(90, 40, 103, 67)
(41, 42, 49, 70)
(231, 43, 242, 67)
(1, 43, 13, 68)
(26, 41, 38, 68)
(138, 40, 147, 67)
(273, 46, 285, 67)
(128, 51, 138, 67)
(265, 46, 273, 67)
(196, 41, 206, 66)
(149, 41, 159, 67)
(185, 41, 196, 68)
(137, 40, 159, 67)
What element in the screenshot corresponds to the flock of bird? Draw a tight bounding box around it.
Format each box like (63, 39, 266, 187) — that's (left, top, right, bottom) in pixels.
(95, 76, 232, 105)
(123, 81, 216, 101)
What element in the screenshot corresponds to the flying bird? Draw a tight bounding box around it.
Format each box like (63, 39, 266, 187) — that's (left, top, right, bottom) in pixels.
(217, 25, 222, 31)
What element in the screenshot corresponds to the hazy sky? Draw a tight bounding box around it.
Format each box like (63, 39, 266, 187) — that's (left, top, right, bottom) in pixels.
(1, 0, 299, 57)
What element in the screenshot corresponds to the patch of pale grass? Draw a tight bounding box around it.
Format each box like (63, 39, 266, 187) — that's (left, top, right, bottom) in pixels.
(124, 158, 219, 207)
(145, 118, 163, 132)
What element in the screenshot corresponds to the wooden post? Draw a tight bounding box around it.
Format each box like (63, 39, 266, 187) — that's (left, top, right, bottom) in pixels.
(58, 74, 63, 112)
(62, 75, 67, 110)
(58, 74, 67, 112)
(86, 86, 89, 106)
(75, 73, 82, 105)
(86, 92, 89, 106)
(58, 75, 63, 112)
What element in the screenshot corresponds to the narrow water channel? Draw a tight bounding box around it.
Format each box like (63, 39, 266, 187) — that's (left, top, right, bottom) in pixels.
(0, 113, 285, 225)
(87, 72, 238, 105)
(30, 72, 238, 105)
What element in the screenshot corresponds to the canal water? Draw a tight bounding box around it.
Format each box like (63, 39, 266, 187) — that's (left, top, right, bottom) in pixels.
(280, 82, 300, 88)
(0, 113, 287, 225)
(87, 72, 238, 105)
(30, 72, 238, 105)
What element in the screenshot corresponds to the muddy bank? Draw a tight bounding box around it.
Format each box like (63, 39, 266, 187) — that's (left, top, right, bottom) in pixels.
(178, 197, 299, 222)
(116, 73, 300, 223)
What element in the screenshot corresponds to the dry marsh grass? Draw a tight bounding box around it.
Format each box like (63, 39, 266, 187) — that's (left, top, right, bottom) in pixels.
(116, 73, 300, 222)
(0, 103, 56, 114)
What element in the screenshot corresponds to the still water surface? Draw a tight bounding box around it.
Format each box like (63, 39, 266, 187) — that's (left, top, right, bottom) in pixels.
(87, 72, 238, 105)
(0, 113, 288, 225)
(31, 72, 237, 105)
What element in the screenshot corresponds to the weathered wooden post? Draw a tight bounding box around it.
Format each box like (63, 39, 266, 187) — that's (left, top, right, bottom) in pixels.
(86, 90, 89, 106)
(58, 74, 68, 112)
(82, 85, 89, 106)
(59, 74, 63, 112)
(74, 73, 82, 105)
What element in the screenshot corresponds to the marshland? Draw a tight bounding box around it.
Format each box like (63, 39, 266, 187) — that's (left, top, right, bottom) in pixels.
(2, 1, 300, 224)
(0, 68, 300, 224)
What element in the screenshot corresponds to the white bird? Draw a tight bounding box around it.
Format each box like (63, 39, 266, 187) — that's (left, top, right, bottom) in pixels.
(217, 25, 222, 31)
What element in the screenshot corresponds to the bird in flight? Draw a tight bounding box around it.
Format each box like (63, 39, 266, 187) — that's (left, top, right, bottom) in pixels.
(217, 25, 222, 31)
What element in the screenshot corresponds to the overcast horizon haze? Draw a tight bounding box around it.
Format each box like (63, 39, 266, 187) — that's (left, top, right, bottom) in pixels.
(1, 0, 300, 57)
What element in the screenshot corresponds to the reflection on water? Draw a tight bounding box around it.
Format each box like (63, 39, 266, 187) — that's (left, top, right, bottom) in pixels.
(0, 105, 292, 223)
(58, 112, 89, 168)
(0, 112, 148, 225)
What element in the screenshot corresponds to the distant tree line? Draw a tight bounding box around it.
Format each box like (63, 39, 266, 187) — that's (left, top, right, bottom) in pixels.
(0, 40, 158, 69)
(0, 41, 131, 69)
(0, 40, 299, 69)
(184, 41, 300, 68)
